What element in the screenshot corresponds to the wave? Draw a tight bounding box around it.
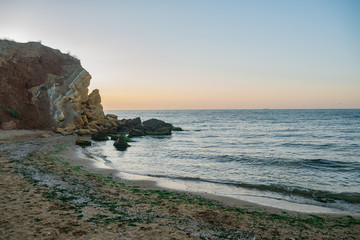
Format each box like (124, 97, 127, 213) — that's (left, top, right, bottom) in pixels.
(211, 154, 360, 171)
(233, 182, 360, 204)
(280, 142, 337, 149)
(145, 174, 360, 204)
(302, 158, 360, 171)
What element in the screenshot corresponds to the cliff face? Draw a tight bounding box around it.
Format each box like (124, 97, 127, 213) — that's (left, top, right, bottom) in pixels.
(0, 40, 107, 132)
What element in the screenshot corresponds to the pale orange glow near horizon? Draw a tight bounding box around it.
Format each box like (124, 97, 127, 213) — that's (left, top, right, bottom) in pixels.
(99, 82, 360, 110)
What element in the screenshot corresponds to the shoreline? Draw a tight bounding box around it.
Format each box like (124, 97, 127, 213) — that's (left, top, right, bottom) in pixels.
(75, 139, 358, 216)
(1, 130, 359, 239)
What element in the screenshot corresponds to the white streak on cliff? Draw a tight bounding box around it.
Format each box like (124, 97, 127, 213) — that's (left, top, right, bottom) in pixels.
(69, 69, 85, 88)
(47, 84, 56, 119)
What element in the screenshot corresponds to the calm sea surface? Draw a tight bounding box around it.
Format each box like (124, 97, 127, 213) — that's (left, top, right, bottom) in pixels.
(86, 109, 360, 214)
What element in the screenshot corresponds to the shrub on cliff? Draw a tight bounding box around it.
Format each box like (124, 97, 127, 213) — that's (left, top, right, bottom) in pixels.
(2, 105, 20, 118)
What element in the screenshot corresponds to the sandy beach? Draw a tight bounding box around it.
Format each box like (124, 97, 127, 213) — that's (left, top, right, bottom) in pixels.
(1, 130, 359, 239)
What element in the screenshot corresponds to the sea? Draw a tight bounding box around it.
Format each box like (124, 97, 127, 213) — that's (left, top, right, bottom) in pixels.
(85, 109, 360, 215)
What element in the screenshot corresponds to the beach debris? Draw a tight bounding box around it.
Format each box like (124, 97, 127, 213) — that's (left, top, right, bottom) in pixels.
(75, 139, 92, 147)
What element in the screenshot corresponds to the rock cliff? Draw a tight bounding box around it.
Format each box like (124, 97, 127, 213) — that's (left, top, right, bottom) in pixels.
(0, 40, 111, 133)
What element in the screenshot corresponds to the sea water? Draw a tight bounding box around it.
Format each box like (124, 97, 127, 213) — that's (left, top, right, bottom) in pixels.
(86, 109, 360, 214)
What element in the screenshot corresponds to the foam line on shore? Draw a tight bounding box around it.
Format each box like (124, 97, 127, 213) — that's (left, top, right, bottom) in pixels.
(71, 143, 355, 215)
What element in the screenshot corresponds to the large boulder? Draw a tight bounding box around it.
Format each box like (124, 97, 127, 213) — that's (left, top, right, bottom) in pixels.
(126, 117, 142, 128)
(117, 117, 142, 133)
(116, 117, 178, 136)
(87, 89, 101, 106)
(142, 119, 173, 135)
(85, 89, 105, 126)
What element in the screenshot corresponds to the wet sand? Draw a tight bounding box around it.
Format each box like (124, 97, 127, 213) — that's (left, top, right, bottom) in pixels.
(0, 130, 359, 239)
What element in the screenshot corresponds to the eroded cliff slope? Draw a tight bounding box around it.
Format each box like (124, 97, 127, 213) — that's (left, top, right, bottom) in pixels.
(0, 40, 108, 132)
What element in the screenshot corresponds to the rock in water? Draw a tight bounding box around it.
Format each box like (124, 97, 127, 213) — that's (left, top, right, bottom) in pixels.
(113, 134, 129, 151)
(172, 126, 183, 131)
(128, 129, 146, 137)
(143, 119, 173, 135)
(110, 134, 119, 140)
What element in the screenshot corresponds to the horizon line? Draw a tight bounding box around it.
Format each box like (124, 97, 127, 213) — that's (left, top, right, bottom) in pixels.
(104, 108, 360, 111)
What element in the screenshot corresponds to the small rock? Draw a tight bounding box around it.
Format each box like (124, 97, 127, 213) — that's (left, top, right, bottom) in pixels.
(88, 122, 101, 131)
(88, 128, 99, 134)
(82, 115, 89, 125)
(60, 131, 73, 136)
(57, 112, 65, 122)
(110, 134, 119, 140)
(109, 120, 119, 127)
(172, 126, 183, 131)
(77, 129, 91, 136)
(56, 127, 65, 133)
(40, 133, 52, 138)
(113, 134, 129, 151)
(104, 121, 113, 129)
(106, 114, 118, 120)
(64, 123, 76, 132)
(75, 116, 85, 126)
(1, 120, 17, 130)
(84, 110, 92, 119)
(75, 139, 92, 147)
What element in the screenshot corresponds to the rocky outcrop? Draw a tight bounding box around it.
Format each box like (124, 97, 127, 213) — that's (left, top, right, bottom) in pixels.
(0, 40, 180, 138)
(0, 40, 112, 133)
(119, 118, 182, 137)
(142, 119, 173, 135)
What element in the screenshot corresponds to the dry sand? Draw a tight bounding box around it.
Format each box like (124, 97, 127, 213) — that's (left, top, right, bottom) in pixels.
(0, 130, 359, 239)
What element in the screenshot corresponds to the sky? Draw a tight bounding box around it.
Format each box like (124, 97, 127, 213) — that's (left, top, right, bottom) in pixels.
(1, 0, 360, 110)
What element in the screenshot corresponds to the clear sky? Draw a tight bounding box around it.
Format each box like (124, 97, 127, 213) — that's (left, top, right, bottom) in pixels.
(1, 0, 360, 110)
